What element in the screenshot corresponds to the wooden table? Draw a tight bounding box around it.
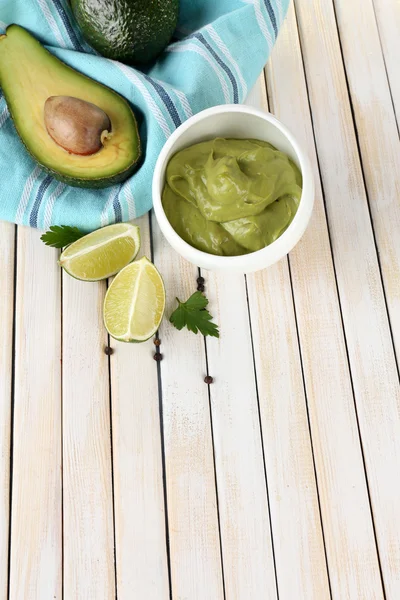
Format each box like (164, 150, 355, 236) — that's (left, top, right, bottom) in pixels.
(1, 0, 400, 598)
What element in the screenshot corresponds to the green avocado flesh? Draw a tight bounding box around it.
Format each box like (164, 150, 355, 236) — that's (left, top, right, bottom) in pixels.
(0, 25, 141, 188)
(71, 0, 179, 65)
(162, 138, 302, 256)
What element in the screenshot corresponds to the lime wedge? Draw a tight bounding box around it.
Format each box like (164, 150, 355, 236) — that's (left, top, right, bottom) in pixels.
(59, 223, 141, 281)
(104, 256, 165, 342)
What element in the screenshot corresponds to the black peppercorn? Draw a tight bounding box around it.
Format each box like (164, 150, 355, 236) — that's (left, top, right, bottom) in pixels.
(153, 352, 163, 362)
(197, 276, 205, 285)
(197, 284, 205, 293)
(104, 346, 114, 356)
(154, 338, 161, 346)
(204, 375, 214, 384)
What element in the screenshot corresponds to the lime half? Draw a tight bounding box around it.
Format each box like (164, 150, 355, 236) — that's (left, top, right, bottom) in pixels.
(59, 223, 141, 281)
(104, 256, 165, 342)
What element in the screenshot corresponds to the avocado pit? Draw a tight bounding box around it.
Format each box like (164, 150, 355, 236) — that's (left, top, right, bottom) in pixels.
(44, 96, 111, 156)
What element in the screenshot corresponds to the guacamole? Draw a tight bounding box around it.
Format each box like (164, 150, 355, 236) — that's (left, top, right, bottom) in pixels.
(162, 138, 302, 256)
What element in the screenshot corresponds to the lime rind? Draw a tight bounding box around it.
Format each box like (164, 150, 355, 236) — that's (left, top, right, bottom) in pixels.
(59, 223, 141, 281)
(103, 256, 166, 343)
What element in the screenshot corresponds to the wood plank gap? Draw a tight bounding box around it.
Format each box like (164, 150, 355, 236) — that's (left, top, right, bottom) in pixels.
(255, 69, 332, 597)
(243, 273, 280, 600)
(330, 0, 399, 378)
(292, 0, 399, 592)
(286, 255, 333, 600)
(203, 267, 277, 598)
(263, 71, 332, 590)
(61, 267, 64, 600)
(267, 2, 386, 594)
(152, 216, 224, 598)
(110, 215, 170, 598)
(105, 322, 118, 600)
(148, 212, 173, 600)
(199, 268, 227, 600)
(329, 0, 396, 588)
(289, 7, 387, 592)
(370, 0, 400, 137)
(6, 226, 17, 600)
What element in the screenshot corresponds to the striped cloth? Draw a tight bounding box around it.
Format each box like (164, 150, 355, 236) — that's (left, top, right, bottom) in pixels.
(0, 0, 288, 230)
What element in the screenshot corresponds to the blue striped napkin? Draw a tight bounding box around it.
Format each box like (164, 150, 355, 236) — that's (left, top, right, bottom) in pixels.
(0, 0, 288, 230)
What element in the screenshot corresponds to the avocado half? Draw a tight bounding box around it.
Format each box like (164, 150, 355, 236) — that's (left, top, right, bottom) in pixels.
(0, 25, 141, 188)
(71, 0, 179, 65)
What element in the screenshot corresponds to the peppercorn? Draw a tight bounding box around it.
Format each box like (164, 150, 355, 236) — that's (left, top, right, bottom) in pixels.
(104, 346, 114, 356)
(153, 352, 163, 362)
(197, 284, 205, 293)
(197, 276, 205, 285)
(153, 338, 161, 346)
(204, 375, 214, 384)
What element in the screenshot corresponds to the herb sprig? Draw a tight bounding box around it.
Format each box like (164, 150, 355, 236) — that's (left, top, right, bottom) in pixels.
(170, 291, 219, 338)
(40, 225, 85, 248)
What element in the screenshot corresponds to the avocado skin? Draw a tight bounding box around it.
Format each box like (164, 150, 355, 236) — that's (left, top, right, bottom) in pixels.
(6, 80, 142, 189)
(40, 157, 141, 189)
(71, 0, 179, 65)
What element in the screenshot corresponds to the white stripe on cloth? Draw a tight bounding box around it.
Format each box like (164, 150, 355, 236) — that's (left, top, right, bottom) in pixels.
(124, 184, 137, 220)
(205, 25, 248, 98)
(15, 165, 43, 224)
(174, 89, 193, 119)
(255, 0, 274, 48)
(242, 0, 273, 49)
(167, 43, 231, 104)
(37, 0, 67, 48)
(0, 21, 7, 31)
(0, 106, 9, 129)
(276, 0, 284, 27)
(100, 188, 117, 227)
(114, 62, 172, 138)
(43, 181, 66, 229)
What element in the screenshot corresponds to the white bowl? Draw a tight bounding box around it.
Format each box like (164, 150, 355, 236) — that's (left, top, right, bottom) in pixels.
(152, 105, 314, 273)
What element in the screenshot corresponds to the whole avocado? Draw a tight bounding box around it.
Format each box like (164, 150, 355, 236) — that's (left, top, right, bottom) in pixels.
(71, 0, 179, 65)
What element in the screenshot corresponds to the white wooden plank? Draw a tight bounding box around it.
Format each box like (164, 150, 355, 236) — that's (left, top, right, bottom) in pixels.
(328, 0, 400, 593)
(9, 226, 62, 600)
(204, 268, 277, 600)
(294, 0, 399, 395)
(372, 0, 400, 126)
(0, 222, 15, 600)
(152, 214, 224, 600)
(266, 3, 385, 597)
(62, 270, 115, 598)
(334, 0, 400, 363)
(110, 215, 170, 600)
(245, 79, 331, 599)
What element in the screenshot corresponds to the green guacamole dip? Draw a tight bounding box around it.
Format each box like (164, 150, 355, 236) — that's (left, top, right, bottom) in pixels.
(162, 138, 302, 256)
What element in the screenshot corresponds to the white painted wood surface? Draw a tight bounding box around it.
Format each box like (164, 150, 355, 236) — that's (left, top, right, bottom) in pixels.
(0, 222, 14, 600)
(333, 0, 400, 363)
(295, 0, 400, 596)
(267, 4, 384, 597)
(152, 214, 225, 600)
(110, 215, 170, 600)
(62, 272, 115, 599)
(205, 269, 278, 599)
(246, 78, 331, 600)
(327, 0, 400, 593)
(9, 227, 62, 600)
(372, 0, 400, 126)
(1, 1, 400, 598)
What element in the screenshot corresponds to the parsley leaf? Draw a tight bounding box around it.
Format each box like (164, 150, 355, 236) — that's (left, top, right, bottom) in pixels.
(170, 291, 220, 338)
(40, 225, 85, 248)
